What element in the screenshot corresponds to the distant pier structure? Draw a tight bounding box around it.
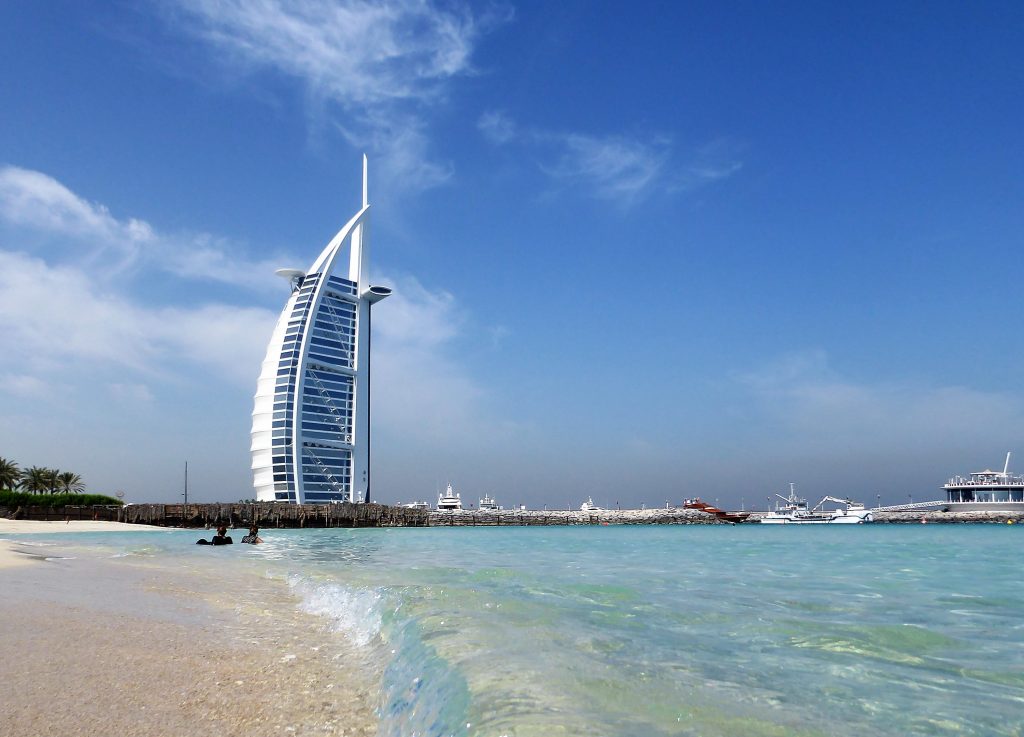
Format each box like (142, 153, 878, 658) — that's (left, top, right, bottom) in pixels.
(251, 157, 391, 504)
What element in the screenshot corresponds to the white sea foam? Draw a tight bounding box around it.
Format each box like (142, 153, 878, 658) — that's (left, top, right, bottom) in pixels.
(287, 574, 383, 647)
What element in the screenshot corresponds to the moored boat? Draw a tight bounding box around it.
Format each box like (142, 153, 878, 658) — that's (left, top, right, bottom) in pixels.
(437, 482, 463, 511)
(682, 498, 751, 523)
(757, 484, 873, 524)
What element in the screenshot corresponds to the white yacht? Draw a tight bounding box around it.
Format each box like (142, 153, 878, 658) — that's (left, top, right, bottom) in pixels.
(758, 484, 873, 524)
(478, 494, 499, 511)
(403, 500, 429, 510)
(942, 452, 1024, 511)
(580, 497, 603, 512)
(437, 482, 463, 511)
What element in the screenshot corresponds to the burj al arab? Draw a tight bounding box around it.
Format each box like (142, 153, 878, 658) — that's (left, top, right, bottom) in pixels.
(250, 157, 391, 504)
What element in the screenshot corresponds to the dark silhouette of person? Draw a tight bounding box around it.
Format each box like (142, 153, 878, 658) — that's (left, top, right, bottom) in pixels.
(197, 525, 233, 545)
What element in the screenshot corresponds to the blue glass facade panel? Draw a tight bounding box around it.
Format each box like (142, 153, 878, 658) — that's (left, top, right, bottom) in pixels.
(267, 268, 362, 502)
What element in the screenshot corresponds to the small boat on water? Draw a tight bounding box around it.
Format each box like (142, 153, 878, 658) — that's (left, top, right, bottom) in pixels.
(437, 482, 463, 511)
(478, 494, 499, 511)
(757, 484, 873, 524)
(403, 500, 429, 510)
(682, 498, 751, 523)
(580, 497, 603, 512)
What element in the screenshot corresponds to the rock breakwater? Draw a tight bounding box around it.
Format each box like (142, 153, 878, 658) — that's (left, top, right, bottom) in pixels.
(872, 510, 1024, 524)
(429, 508, 722, 525)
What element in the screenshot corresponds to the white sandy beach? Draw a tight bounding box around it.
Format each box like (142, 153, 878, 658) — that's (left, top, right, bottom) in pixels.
(0, 530, 379, 736)
(0, 518, 160, 534)
(0, 520, 160, 568)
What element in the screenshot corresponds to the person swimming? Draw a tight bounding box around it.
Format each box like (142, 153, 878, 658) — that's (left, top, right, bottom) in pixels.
(196, 525, 234, 545)
(240, 525, 263, 544)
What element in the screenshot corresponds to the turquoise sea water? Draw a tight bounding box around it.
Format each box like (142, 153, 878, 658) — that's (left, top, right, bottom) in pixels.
(8, 525, 1024, 736)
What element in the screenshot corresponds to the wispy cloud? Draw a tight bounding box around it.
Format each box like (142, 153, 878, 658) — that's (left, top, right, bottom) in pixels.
(169, 0, 483, 106)
(162, 0, 511, 195)
(0, 165, 287, 291)
(541, 133, 672, 204)
(0, 166, 504, 451)
(371, 275, 495, 441)
(735, 349, 1024, 452)
(476, 111, 741, 206)
(108, 382, 156, 403)
(0, 166, 153, 273)
(675, 138, 744, 191)
(477, 109, 517, 144)
(335, 112, 454, 193)
(0, 249, 277, 383)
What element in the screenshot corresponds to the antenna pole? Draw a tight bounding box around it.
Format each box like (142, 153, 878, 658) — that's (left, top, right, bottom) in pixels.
(183, 461, 188, 527)
(1004, 452, 1012, 476)
(362, 154, 369, 208)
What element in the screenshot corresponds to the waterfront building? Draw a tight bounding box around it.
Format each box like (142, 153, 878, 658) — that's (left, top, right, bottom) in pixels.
(250, 157, 391, 504)
(942, 452, 1024, 511)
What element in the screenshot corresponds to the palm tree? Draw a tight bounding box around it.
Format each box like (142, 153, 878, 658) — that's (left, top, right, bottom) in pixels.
(43, 468, 61, 494)
(22, 466, 51, 495)
(56, 471, 85, 494)
(0, 458, 21, 491)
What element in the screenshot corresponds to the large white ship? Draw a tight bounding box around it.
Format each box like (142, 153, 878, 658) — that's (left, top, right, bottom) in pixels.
(757, 484, 873, 524)
(942, 452, 1024, 511)
(437, 482, 463, 511)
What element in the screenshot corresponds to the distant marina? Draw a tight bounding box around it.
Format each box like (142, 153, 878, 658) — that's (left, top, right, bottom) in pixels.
(384, 451, 1024, 526)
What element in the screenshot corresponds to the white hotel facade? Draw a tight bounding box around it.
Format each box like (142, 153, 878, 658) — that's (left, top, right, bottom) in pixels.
(250, 158, 391, 503)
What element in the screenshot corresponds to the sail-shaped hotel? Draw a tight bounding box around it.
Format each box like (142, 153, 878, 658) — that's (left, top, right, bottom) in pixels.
(250, 158, 391, 504)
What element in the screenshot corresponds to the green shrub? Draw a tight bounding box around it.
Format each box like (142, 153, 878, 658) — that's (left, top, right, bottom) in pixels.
(0, 490, 123, 508)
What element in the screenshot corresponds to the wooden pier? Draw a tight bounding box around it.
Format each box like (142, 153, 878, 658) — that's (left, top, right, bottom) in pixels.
(2, 502, 429, 528)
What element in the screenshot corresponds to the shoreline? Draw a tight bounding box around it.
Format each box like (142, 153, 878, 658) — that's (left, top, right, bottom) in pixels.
(0, 520, 165, 569)
(0, 518, 164, 534)
(0, 538, 380, 736)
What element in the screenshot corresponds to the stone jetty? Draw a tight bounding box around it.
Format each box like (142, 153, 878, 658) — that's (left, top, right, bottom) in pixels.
(872, 510, 1024, 524)
(429, 508, 722, 525)
(5, 503, 1023, 527)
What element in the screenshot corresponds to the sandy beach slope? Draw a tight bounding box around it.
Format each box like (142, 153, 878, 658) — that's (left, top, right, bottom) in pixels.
(0, 518, 160, 534)
(0, 536, 379, 736)
(0, 520, 161, 569)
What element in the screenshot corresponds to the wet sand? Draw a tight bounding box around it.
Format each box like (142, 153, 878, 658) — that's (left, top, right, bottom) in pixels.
(0, 541, 379, 736)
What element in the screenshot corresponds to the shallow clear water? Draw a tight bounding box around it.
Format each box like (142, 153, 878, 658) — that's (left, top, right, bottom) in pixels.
(8, 525, 1024, 736)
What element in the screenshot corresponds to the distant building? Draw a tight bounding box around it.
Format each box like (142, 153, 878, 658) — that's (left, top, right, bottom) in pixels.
(250, 157, 391, 503)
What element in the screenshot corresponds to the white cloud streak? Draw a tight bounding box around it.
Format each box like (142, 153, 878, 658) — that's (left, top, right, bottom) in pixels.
(0, 166, 153, 273)
(163, 0, 510, 195)
(476, 109, 516, 144)
(170, 0, 482, 106)
(0, 167, 500, 454)
(0, 165, 286, 291)
(541, 133, 671, 204)
(736, 350, 1024, 451)
(477, 111, 742, 205)
(0, 249, 276, 384)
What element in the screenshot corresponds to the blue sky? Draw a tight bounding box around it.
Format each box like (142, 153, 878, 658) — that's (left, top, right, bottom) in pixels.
(1, 1, 1022, 508)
